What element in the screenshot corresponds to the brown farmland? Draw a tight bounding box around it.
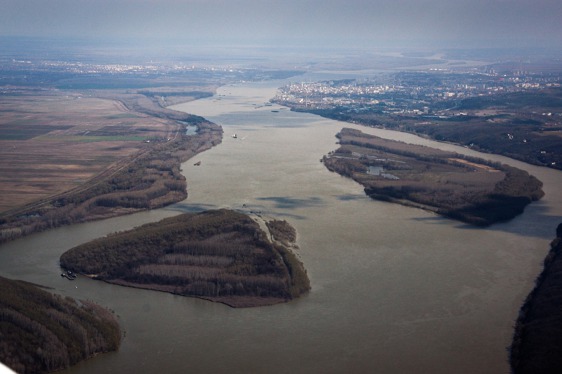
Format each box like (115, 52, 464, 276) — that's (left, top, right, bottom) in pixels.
(0, 90, 179, 212)
(0, 87, 221, 243)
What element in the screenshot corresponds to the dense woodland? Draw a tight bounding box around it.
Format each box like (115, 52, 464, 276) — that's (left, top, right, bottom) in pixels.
(323, 128, 544, 226)
(265, 219, 297, 247)
(0, 276, 121, 373)
(60, 210, 310, 307)
(0, 115, 222, 245)
(511, 223, 562, 373)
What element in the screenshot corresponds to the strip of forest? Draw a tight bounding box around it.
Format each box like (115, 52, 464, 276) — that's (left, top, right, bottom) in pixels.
(0, 99, 223, 244)
(323, 128, 544, 226)
(510, 223, 562, 373)
(60, 209, 310, 308)
(283, 88, 562, 170)
(0, 276, 121, 373)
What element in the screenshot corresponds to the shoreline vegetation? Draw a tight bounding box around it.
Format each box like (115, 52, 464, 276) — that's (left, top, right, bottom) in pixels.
(323, 128, 544, 226)
(0, 66, 303, 372)
(273, 78, 562, 171)
(510, 223, 562, 373)
(60, 209, 310, 308)
(0, 92, 223, 244)
(0, 276, 121, 373)
(0, 57, 556, 372)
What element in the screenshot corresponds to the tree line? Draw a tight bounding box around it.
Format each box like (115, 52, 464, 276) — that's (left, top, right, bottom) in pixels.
(510, 223, 562, 373)
(0, 118, 223, 244)
(324, 128, 544, 226)
(0, 276, 121, 373)
(60, 210, 310, 307)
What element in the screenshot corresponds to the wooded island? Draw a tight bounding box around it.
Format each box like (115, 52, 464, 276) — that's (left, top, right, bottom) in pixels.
(60, 210, 310, 308)
(0, 276, 121, 373)
(323, 128, 544, 226)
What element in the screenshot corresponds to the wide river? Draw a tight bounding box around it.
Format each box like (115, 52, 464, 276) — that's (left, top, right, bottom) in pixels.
(2, 78, 562, 373)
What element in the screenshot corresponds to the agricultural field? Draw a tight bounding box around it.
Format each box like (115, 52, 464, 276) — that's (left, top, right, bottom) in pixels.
(0, 89, 181, 213)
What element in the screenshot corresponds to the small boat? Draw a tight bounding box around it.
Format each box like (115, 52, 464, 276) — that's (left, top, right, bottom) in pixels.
(61, 270, 77, 280)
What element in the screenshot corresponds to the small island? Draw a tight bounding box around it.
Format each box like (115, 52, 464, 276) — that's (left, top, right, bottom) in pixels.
(323, 128, 544, 226)
(60, 209, 310, 308)
(0, 276, 121, 373)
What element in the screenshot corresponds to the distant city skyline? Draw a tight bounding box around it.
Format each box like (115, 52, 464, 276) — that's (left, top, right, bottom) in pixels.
(1, 0, 562, 50)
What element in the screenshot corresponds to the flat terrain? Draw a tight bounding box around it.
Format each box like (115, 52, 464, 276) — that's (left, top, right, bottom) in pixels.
(0, 61, 301, 243)
(323, 128, 544, 226)
(0, 86, 223, 244)
(0, 89, 180, 212)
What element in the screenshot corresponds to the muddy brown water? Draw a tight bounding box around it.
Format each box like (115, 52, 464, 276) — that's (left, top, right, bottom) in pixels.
(1, 79, 561, 373)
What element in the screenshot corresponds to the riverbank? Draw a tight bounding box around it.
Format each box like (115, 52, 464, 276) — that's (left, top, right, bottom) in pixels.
(0, 97, 223, 244)
(510, 223, 562, 373)
(323, 128, 544, 226)
(1, 79, 560, 374)
(274, 83, 562, 171)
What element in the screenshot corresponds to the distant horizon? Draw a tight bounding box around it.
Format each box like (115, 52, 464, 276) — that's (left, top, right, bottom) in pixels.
(1, 33, 561, 52)
(2, 0, 562, 53)
(2, 34, 562, 62)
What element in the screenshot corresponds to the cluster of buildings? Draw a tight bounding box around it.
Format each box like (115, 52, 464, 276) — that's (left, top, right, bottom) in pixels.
(274, 69, 561, 115)
(2, 58, 245, 77)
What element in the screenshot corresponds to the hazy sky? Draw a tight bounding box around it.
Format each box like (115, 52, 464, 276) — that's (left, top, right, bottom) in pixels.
(2, 0, 562, 49)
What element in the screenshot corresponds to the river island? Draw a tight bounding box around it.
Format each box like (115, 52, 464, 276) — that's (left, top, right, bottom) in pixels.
(0, 276, 121, 373)
(323, 128, 544, 226)
(60, 209, 310, 308)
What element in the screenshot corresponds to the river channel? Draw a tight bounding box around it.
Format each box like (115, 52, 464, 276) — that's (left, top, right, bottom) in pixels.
(2, 79, 562, 373)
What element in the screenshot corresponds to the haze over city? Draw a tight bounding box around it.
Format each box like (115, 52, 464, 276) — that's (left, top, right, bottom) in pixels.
(2, 0, 562, 49)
